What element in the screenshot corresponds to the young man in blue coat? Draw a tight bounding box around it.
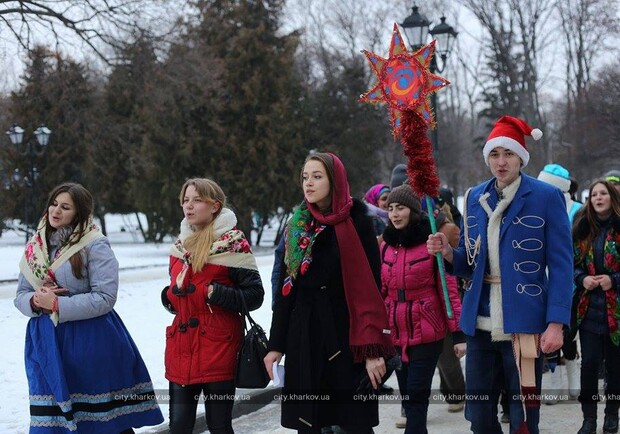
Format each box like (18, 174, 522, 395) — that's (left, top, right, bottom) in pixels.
(427, 115, 573, 434)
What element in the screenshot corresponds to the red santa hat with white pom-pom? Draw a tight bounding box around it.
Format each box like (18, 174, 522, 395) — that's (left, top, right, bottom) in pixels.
(482, 115, 543, 167)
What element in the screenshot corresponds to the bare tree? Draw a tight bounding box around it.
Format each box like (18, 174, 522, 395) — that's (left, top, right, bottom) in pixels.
(557, 0, 619, 107)
(555, 0, 619, 177)
(0, 0, 184, 63)
(558, 62, 620, 184)
(283, 0, 406, 179)
(436, 31, 488, 194)
(460, 0, 556, 168)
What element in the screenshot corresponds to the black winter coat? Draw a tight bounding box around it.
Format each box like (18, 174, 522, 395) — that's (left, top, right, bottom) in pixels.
(268, 199, 382, 430)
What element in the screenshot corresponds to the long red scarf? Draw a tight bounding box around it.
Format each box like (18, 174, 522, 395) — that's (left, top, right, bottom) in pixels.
(306, 153, 394, 362)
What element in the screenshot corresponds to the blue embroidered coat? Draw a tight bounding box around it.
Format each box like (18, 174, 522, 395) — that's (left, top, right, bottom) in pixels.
(449, 174, 573, 336)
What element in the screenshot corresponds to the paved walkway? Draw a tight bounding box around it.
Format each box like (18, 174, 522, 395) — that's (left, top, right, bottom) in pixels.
(175, 364, 591, 433)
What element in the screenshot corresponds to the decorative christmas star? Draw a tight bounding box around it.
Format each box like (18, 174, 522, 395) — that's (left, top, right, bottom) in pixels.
(360, 23, 453, 318)
(360, 23, 450, 138)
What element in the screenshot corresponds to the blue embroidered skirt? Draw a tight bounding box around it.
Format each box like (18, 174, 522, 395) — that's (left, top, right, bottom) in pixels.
(24, 310, 164, 433)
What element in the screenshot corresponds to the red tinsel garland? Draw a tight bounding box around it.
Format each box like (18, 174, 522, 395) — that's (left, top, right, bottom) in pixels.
(400, 110, 440, 198)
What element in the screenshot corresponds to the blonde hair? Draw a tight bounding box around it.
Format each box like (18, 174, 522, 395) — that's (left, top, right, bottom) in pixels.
(440, 203, 454, 223)
(179, 178, 226, 271)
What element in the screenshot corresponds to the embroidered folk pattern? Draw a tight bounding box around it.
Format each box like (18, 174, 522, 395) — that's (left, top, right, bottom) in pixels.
(29, 382, 159, 430)
(282, 202, 326, 296)
(574, 229, 620, 344)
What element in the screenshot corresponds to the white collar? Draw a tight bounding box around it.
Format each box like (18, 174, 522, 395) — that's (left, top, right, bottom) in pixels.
(178, 207, 237, 242)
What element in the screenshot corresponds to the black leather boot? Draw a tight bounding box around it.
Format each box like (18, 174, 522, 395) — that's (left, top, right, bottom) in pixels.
(604, 414, 619, 434)
(578, 418, 597, 434)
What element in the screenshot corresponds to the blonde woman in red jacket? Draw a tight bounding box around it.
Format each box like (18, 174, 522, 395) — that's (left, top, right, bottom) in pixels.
(381, 185, 465, 434)
(161, 178, 264, 434)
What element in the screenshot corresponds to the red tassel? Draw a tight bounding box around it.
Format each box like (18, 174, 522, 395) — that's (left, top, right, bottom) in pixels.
(521, 386, 540, 409)
(400, 110, 440, 198)
(514, 421, 530, 434)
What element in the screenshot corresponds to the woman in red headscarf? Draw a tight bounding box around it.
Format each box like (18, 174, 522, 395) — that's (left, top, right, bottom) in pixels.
(264, 152, 395, 433)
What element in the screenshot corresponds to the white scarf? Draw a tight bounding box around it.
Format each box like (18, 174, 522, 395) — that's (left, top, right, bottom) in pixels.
(477, 176, 521, 341)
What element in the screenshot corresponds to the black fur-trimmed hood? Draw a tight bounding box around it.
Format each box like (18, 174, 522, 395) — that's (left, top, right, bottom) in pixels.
(382, 216, 432, 247)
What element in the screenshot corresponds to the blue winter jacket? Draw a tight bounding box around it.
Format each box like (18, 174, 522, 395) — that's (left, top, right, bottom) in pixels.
(448, 174, 573, 336)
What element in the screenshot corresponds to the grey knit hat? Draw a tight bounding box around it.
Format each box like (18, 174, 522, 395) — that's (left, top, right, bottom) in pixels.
(386, 185, 421, 213)
(606, 169, 620, 185)
(390, 164, 408, 189)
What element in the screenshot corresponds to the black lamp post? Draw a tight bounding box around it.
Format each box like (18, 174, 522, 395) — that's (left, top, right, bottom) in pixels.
(401, 5, 431, 49)
(5, 123, 52, 242)
(401, 4, 458, 153)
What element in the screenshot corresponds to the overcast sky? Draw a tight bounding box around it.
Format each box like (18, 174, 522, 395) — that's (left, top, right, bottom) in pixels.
(1, 0, 614, 108)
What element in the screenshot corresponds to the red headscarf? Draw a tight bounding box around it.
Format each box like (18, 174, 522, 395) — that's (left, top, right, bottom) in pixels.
(306, 153, 394, 362)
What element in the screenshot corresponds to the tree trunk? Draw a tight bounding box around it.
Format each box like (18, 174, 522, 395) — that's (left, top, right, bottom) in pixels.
(95, 211, 107, 236)
(274, 211, 290, 246)
(236, 207, 253, 246)
(135, 212, 147, 241)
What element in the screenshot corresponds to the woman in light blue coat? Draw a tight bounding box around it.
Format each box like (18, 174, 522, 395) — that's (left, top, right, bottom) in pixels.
(14, 182, 163, 434)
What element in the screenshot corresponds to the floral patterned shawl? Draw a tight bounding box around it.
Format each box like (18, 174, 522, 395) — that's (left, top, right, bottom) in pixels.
(574, 224, 620, 345)
(18, 217, 104, 325)
(169, 208, 257, 291)
(281, 201, 326, 296)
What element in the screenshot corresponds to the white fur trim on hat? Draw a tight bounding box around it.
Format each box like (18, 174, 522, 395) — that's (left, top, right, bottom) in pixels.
(483, 136, 530, 167)
(537, 171, 571, 192)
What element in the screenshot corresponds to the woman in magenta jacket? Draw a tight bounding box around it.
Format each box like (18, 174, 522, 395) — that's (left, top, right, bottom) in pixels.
(380, 184, 466, 434)
(161, 178, 264, 434)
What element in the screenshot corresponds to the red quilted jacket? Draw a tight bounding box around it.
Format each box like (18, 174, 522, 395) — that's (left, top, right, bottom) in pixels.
(165, 257, 244, 384)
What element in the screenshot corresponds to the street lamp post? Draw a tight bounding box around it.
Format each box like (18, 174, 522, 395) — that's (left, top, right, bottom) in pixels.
(401, 5, 458, 154)
(11, 169, 31, 244)
(5, 124, 52, 242)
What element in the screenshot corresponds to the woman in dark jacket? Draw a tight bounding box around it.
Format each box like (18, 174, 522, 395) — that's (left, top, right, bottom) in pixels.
(381, 184, 465, 434)
(162, 178, 264, 434)
(264, 152, 394, 433)
(572, 180, 620, 434)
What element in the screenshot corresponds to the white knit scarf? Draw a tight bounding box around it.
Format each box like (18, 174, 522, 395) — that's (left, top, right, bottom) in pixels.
(477, 176, 521, 341)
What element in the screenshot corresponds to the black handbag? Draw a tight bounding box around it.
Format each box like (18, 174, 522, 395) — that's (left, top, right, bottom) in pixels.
(235, 291, 270, 389)
(356, 353, 402, 394)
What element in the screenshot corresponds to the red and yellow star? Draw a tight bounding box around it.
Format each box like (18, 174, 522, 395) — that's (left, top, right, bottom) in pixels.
(360, 23, 449, 138)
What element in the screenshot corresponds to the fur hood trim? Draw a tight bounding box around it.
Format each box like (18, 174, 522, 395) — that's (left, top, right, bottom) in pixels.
(364, 200, 388, 220)
(178, 207, 237, 242)
(382, 216, 432, 247)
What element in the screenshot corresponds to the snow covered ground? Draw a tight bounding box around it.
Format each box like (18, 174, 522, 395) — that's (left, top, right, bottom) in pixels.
(0, 213, 590, 433)
(0, 215, 278, 433)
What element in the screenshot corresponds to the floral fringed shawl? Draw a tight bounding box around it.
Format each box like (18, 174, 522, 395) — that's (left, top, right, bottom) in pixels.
(574, 228, 620, 345)
(18, 217, 104, 325)
(281, 201, 326, 296)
